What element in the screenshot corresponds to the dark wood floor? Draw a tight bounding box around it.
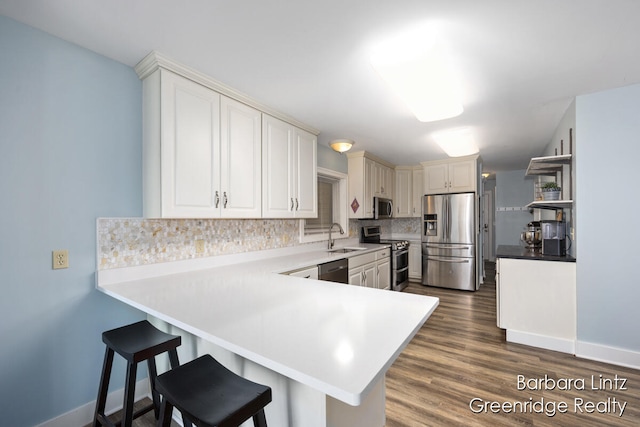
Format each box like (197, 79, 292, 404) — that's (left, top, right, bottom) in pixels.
(385, 263, 640, 426)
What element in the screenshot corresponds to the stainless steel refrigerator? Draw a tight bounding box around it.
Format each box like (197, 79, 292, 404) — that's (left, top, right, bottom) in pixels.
(421, 192, 478, 291)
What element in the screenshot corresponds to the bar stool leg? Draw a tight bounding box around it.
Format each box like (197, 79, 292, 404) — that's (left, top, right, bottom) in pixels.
(253, 409, 268, 427)
(122, 361, 138, 427)
(93, 347, 114, 427)
(147, 357, 160, 419)
(158, 398, 175, 427)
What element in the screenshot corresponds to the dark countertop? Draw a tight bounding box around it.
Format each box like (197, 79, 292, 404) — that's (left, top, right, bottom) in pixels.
(496, 245, 576, 262)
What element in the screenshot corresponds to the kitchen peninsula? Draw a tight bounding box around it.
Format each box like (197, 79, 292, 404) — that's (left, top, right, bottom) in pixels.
(97, 244, 439, 427)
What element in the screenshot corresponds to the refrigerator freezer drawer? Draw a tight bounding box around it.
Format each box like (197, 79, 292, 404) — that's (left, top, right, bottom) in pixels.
(423, 243, 474, 258)
(422, 255, 476, 291)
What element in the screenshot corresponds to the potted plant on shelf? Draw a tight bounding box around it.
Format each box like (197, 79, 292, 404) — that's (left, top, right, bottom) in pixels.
(541, 181, 561, 201)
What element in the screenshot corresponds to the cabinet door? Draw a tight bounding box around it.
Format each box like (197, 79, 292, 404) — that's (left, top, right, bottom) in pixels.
(448, 160, 476, 193)
(408, 242, 422, 280)
(363, 263, 377, 288)
(423, 164, 448, 194)
(294, 128, 317, 218)
(160, 70, 221, 217)
(411, 169, 423, 217)
(220, 96, 262, 218)
(349, 267, 363, 286)
(262, 115, 294, 218)
(382, 166, 393, 199)
(363, 159, 375, 218)
(377, 259, 391, 290)
(395, 169, 412, 217)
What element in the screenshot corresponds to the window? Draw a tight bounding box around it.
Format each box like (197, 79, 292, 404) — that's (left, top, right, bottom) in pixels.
(300, 167, 348, 243)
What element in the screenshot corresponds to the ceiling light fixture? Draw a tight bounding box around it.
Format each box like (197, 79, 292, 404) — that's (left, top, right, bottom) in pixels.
(329, 139, 355, 153)
(433, 128, 478, 157)
(370, 24, 463, 122)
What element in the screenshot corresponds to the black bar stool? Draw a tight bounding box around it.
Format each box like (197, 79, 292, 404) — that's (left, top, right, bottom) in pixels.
(156, 354, 272, 427)
(93, 320, 182, 427)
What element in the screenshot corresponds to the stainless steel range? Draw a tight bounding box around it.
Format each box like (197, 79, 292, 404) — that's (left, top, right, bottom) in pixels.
(361, 226, 410, 291)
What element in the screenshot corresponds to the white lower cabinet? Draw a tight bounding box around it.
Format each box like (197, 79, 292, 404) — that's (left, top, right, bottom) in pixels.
(287, 266, 319, 280)
(497, 257, 576, 353)
(348, 249, 390, 290)
(376, 257, 391, 290)
(408, 241, 422, 281)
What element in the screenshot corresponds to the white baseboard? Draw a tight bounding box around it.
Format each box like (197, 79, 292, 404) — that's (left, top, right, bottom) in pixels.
(576, 340, 640, 370)
(506, 330, 576, 354)
(36, 379, 150, 427)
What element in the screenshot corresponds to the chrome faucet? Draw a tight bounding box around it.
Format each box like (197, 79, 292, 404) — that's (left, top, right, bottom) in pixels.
(328, 222, 345, 249)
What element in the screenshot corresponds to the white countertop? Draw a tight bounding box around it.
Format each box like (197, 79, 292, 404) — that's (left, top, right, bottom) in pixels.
(96, 242, 438, 406)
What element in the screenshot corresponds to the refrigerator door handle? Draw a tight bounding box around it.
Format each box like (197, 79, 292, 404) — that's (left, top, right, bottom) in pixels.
(428, 256, 471, 263)
(425, 244, 472, 250)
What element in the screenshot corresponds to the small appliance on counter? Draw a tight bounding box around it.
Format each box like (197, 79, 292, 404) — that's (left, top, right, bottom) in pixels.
(541, 220, 567, 256)
(520, 221, 542, 251)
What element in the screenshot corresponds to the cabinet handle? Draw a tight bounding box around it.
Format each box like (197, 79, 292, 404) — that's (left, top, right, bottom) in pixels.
(223, 191, 228, 208)
(291, 198, 294, 211)
(215, 191, 220, 208)
(296, 198, 299, 211)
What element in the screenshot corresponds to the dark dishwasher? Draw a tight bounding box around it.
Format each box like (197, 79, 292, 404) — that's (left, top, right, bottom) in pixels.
(318, 258, 349, 284)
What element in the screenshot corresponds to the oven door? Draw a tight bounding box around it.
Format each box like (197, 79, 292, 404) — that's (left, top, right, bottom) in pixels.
(393, 248, 409, 270)
(391, 248, 409, 291)
(392, 266, 409, 291)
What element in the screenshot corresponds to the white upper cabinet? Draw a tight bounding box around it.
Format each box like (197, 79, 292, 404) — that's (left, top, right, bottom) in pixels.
(145, 69, 221, 218)
(135, 51, 319, 219)
(220, 96, 262, 218)
(395, 166, 423, 218)
(347, 151, 395, 219)
(294, 127, 318, 217)
(262, 114, 317, 218)
(394, 168, 412, 217)
(373, 163, 393, 199)
(142, 68, 261, 218)
(422, 156, 479, 195)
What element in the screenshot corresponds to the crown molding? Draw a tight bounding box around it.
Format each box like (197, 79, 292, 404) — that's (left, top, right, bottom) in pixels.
(134, 51, 320, 135)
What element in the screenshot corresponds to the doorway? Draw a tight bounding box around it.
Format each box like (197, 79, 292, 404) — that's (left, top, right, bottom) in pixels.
(482, 189, 495, 262)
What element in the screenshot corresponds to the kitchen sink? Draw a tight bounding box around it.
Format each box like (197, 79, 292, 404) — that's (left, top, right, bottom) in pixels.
(328, 247, 366, 253)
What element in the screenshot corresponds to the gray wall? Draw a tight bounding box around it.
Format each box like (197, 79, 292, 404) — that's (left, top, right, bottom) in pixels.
(576, 83, 640, 353)
(0, 16, 144, 425)
(494, 170, 534, 246)
(317, 141, 348, 173)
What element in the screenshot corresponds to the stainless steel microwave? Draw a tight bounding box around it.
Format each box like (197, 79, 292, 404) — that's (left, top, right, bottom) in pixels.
(373, 197, 393, 219)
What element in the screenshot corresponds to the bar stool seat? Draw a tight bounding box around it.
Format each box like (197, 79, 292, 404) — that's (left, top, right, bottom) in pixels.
(93, 320, 182, 427)
(156, 354, 272, 427)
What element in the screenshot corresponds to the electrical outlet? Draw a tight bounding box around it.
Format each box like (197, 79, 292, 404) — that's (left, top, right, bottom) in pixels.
(195, 239, 205, 254)
(52, 249, 69, 269)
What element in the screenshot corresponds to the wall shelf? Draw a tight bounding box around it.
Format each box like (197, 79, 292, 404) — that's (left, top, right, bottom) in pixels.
(526, 200, 573, 210)
(525, 153, 573, 210)
(525, 154, 572, 176)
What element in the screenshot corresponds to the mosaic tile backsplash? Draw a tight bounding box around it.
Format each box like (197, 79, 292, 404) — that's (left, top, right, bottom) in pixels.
(97, 217, 421, 270)
(98, 218, 303, 270)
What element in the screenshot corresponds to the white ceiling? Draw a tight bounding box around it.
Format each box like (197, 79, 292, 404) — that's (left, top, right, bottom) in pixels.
(3, 0, 640, 171)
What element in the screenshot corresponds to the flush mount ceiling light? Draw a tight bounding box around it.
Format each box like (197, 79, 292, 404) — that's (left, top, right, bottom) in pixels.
(370, 24, 463, 122)
(433, 128, 478, 157)
(329, 139, 355, 153)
